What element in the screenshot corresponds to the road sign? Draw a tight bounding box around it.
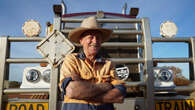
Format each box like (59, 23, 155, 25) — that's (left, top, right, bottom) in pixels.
(36, 30, 75, 67)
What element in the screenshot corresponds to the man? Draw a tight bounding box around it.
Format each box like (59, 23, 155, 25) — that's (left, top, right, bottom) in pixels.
(60, 16, 126, 110)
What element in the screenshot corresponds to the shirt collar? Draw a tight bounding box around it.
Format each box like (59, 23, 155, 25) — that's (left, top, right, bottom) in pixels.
(77, 50, 105, 63)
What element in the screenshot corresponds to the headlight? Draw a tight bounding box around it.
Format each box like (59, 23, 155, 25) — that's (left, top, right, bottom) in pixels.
(42, 69, 51, 83)
(26, 69, 40, 82)
(158, 69, 172, 82)
(154, 67, 175, 88)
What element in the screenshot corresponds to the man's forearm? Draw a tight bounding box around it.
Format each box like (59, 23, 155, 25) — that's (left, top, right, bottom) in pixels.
(88, 88, 124, 103)
(66, 80, 113, 99)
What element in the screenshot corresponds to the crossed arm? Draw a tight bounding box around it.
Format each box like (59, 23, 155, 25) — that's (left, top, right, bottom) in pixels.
(65, 80, 125, 103)
(60, 54, 125, 103)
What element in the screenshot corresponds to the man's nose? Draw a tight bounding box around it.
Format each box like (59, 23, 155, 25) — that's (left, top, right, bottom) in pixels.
(92, 36, 98, 43)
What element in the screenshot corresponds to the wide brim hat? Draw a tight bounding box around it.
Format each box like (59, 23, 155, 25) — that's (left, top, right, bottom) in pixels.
(68, 16, 112, 43)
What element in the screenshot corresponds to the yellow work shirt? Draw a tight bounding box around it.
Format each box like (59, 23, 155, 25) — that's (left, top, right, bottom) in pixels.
(60, 52, 125, 105)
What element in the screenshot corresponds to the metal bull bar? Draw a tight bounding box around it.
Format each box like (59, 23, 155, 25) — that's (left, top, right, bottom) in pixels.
(0, 18, 153, 110)
(152, 37, 195, 92)
(0, 17, 195, 110)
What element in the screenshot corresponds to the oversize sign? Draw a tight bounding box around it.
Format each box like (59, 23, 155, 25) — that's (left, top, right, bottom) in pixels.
(155, 99, 195, 110)
(6, 102, 48, 110)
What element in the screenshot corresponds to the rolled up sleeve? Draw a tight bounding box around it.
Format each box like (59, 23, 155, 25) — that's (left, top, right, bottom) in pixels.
(61, 77, 73, 96)
(110, 65, 127, 97)
(59, 54, 80, 91)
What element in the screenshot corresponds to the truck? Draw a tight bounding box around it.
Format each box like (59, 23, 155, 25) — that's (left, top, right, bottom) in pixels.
(0, 2, 195, 110)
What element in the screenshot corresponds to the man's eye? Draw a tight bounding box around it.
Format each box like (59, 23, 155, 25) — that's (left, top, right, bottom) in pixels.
(88, 36, 93, 39)
(89, 33, 93, 35)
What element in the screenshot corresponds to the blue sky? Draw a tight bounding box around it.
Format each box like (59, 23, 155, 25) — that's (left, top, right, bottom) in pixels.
(0, 0, 195, 81)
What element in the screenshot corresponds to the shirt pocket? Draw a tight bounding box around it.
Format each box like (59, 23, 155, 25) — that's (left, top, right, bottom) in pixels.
(80, 69, 93, 80)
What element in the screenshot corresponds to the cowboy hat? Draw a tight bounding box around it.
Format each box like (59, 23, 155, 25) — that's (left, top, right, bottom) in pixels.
(68, 16, 112, 43)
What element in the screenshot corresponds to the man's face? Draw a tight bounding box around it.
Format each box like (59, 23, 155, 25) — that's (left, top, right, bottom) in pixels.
(80, 30, 102, 57)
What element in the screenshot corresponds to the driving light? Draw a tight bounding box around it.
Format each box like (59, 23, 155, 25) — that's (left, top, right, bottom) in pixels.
(21, 66, 51, 88)
(158, 69, 172, 82)
(22, 20, 41, 37)
(154, 67, 175, 88)
(42, 69, 51, 83)
(26, 69, 40, 82)
(160, 21, 178, 38)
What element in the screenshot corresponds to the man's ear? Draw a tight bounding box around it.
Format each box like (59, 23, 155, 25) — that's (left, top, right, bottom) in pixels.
(79, 39, 83, 45)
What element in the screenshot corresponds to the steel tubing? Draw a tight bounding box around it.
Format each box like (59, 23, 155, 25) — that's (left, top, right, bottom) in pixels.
(6, 58, 48, 63)
(8, 37, 44, 42)
(62, 18, 142, 23)
(153, 58, 192, 63)
(4, 88, 49, 94)
(108, 58, 144, 63)
(152, 37, 191, 42)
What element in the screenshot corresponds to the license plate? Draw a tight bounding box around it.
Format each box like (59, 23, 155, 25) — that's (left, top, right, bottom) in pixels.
(6, 102, 48, 110)
(155, 99, 195, 110)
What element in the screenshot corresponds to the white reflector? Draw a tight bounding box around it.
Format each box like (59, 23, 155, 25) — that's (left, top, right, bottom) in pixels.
(160, 21, 178, 38)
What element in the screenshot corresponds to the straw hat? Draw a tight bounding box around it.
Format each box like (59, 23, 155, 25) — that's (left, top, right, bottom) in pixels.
(68, 16, 112, 43)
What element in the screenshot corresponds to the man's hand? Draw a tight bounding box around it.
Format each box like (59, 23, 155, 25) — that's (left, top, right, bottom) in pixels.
(92, 88, 125, 103)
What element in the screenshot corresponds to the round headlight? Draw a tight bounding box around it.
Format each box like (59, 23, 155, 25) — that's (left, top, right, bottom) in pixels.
(26, 69, 40, 82)
(154, 71, 158, 80)
(42, 69, 51, 83)
(158, 69, 172, 82)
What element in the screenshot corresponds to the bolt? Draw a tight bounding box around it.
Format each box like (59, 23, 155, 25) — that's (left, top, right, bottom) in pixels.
(61, 54, 65, 58)
(55, 33, 58, 37)
(45, 54, 49, 57)
(135, 105, 140, 110)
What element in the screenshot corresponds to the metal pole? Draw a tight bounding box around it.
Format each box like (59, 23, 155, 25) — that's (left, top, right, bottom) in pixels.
(62, 18, 142, 23)
(8, 37, 44, 42)
(49, 15, 61, 110)
(153, 58, 191, 63)
(141, 18, 155, 110)
(155, 86, 195, 92)
(74, 42, 144, 48)
(0, 37, 8, 110)
(4, 88, 49, 94)
(152, 37, 190, 42)
(49, 67, 59, 110)
(136, 22, 144, 82)
(189, 37, 195, 80)
(62, 29, 142, 35)
(6, 58, 48, 63)
(108, 58, 144, 63)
